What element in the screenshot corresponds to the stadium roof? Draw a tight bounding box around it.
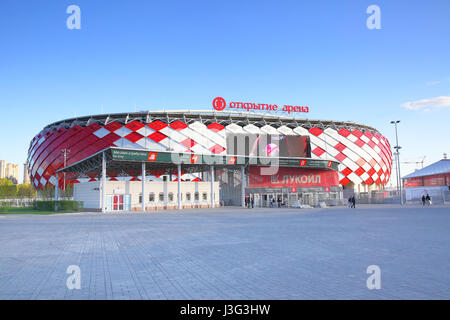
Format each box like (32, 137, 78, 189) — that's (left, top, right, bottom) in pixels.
(42, 110, 380, 134)
(402, 159, 450, 179)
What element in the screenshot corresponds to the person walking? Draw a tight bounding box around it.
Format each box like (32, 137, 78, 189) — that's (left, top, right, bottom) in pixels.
(351, 196, 356, 208)
(348, 197, 352, 208)
(421, 195, 426, 206)
(251, 196, 254, 208)
(425, 194, 431, 206)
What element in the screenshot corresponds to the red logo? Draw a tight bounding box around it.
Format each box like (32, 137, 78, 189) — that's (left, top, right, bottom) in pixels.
(191, 155, 199, 164)
(147, 152, 158, 161)
(299, 160, 307, 167)
(212, 97, 226, 111)
(228, 157, 237, 165)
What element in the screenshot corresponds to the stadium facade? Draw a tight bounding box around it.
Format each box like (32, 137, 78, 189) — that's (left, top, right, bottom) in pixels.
(27, 110, 392, 211)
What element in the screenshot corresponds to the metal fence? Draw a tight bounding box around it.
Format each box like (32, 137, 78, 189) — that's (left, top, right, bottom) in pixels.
(0, 197, 74, 208)
(344, 190, 450, 205)
(405, 190, 449, 205)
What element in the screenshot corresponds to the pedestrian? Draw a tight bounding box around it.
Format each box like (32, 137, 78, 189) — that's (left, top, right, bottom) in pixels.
(277, 197, 281, 208)
(348, 197, 352, 208)
(251, 196, 254, 208)
(351, 196, 356, 208)
(421, 195, 426, 206)
(425, 194, 431, 206)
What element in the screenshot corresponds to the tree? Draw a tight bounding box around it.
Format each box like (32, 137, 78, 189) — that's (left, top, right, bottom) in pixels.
(39, 184, 55, 200)
(62, 183, 74, 199)
(17, 183, 37, 199)
(6, 176, 18, 185)
(0, 178, 16, 199)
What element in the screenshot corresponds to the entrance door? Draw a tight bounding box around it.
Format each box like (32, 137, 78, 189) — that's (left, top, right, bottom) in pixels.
(288, 194, 297, 207)
(113, 195, 123, 210)
(261, 194, 269, 207)
(109, 195, 131, 212)
(302, 193, 314, 206)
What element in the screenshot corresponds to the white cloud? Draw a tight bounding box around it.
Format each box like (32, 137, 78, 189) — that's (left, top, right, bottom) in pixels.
(426, 80, 440, 86)
(402, 96, 450, 110)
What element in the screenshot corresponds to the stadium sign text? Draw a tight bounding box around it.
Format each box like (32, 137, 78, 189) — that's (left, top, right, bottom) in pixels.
(212, 97, 309, 114)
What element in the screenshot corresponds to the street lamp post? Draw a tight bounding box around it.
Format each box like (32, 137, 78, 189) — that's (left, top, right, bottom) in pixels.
(61, 149, 71, 193)
(390, 121, 403, 205)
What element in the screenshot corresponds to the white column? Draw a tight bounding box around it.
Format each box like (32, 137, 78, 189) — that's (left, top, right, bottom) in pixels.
(101, 152, 106, 213)
(55, 174, 59, 201)
(210, 165, 215, 208)
(141, 162, 146, 212)
(54, 173, 59, 211)
(177, 163, 182, 210)
(241, 166, 245, 208)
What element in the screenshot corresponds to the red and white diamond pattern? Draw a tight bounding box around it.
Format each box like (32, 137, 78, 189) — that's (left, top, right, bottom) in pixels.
(301, 126, 392, 186)
(27, 119, 391, 190)
(27, 120, 226, 189)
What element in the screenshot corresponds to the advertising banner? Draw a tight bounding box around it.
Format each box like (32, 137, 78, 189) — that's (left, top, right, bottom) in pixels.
(403, 177, 424, 187)
(226, 133, 311, 158)
(423, 174, 447, 186)
(249, 166, 339, 188)
(404, 173, 450, 187)
(110, 148, 338, 170)
(212, 97, 310, 115)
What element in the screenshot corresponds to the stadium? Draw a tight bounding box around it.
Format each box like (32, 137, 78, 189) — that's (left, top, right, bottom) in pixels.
(27, 110, 392, 211)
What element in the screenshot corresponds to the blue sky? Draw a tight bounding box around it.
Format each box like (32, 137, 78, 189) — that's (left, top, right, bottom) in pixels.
(1, 0, 449, 184)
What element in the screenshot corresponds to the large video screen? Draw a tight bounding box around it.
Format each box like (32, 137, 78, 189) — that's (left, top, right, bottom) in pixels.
(226, 134, 311, 158)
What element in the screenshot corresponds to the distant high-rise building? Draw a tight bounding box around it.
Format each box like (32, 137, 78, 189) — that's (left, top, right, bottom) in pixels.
(6, 163, 20, 183)
(23, 163, 30, 184)
(0, 160, 5, 179)
(1, 161, 20, 184)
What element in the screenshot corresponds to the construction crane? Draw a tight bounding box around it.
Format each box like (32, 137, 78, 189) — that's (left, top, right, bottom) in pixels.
(401, 156, 426, 169)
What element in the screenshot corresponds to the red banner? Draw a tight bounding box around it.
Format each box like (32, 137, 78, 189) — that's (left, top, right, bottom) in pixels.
(249, 166, 339, 188)
(423, 174, 448, 186)
(404, 173, 450, 187)
(403, 177, 423, 187)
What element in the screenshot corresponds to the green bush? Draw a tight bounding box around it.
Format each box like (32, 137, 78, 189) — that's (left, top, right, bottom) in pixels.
(33, 200, 53, 211)
(33, 200, 84, 212)
(0, 202, 10, 213)
(58, 200, 83, 212)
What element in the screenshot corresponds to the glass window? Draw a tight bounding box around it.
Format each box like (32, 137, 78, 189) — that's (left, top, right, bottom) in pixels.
(186, 193, 191, 201)
(139, 195, 142, 203)
(202, 193, 207, 200)
(159, 193, 164, 201)
(168, 193, 174, 202)
(194, 192, 199, 201)
(149, 193, 155, 202)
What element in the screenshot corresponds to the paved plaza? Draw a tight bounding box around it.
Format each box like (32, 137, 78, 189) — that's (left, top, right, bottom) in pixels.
(0, 205, 449, 300)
